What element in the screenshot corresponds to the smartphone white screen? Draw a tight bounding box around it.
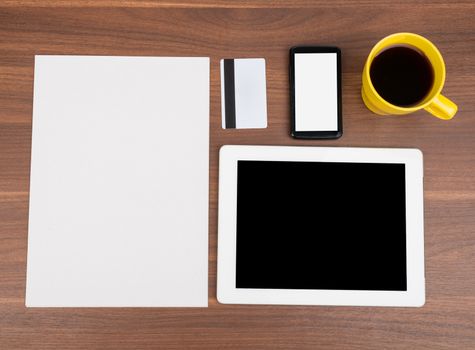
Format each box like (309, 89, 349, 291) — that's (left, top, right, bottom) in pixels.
(294, 53, 338, 132)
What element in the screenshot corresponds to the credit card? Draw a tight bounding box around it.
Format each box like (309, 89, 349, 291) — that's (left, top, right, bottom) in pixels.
(220, 58, 267, 129)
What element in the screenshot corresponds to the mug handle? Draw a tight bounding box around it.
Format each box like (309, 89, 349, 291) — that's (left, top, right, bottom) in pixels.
(424, 94, 458, 120)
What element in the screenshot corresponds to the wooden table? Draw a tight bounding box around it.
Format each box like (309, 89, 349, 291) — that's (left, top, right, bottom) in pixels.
(1, 1, 474, 349)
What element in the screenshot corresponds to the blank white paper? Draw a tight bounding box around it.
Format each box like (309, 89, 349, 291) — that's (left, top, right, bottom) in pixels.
(26, 56, 209, 307)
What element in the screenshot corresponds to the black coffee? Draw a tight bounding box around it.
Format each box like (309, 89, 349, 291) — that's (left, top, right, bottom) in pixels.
(370, 45, 434, 107)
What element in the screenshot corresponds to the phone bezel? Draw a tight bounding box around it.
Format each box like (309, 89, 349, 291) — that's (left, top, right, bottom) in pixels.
(290, 46, 342, 139)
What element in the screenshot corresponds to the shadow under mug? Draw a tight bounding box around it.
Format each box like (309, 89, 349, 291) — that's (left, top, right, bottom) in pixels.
(362, 32, 458, 120)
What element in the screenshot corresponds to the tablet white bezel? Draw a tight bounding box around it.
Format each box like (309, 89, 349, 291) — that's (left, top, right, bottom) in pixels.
(217, 145, 425, 307)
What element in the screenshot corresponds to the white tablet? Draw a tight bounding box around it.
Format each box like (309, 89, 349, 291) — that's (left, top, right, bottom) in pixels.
(217, 145, 425, 307)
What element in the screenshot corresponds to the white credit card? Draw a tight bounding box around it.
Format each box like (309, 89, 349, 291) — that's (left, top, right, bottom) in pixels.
(220, 58, 267, 129)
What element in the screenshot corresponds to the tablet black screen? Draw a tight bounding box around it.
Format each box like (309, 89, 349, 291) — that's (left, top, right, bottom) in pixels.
(235, 160, 407, 291)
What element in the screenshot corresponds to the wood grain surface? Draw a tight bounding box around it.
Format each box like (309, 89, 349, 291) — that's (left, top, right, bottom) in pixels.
(0, 1, 474, 349)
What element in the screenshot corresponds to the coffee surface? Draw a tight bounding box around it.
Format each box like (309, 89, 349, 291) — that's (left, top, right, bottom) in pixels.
(370, 45, 434, 107)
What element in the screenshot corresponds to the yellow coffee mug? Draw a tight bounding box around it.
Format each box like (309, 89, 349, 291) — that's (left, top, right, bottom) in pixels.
(362, 33, 457, 120)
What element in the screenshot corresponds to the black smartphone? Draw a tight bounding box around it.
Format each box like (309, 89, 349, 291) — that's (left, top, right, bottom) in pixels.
(290, 46, 342, 139)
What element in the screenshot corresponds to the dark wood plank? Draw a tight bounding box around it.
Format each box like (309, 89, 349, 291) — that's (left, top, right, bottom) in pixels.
(0, 3, 474, 349)
(2, 0, 475, 8)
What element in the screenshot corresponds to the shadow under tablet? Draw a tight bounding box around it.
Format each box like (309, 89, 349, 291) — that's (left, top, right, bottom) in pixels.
(235, 160, 407, 291)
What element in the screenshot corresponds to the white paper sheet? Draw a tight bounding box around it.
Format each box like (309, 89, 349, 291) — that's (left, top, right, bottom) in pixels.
(26, 56, 209, 307)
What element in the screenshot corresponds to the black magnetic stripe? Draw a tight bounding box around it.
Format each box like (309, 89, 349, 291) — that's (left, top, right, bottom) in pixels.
(223, 59, 236, 129)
